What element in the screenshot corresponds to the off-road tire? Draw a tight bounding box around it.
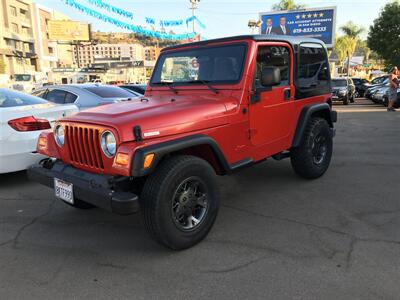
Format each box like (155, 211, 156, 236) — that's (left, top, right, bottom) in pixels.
(63, 198, 96, 209)
(291, 117, 333, 179)
(343, 96, 349, 105)
(141, 155, 219, 250)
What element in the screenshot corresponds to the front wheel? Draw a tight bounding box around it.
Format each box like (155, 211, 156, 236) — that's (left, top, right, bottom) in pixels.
(141, 155, 219, 250)
(291, 118, 333, 179)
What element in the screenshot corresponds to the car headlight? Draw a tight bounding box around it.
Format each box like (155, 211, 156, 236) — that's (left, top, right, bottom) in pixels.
(101, 131, 116, 157)
(54, 125, 65, 147)
(339, 89, 347, 95)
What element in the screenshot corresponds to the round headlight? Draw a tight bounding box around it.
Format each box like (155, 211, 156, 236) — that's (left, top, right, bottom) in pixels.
(101, 131, 116, 157)
(55, 125, 65, 147)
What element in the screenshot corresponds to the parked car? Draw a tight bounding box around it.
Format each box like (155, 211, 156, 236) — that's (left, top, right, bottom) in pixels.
(29, 35, 337, 250)
(0, 88, 78, 174)
(365, 77, 389, 100)
(120, 84, 147, 95)
(372, 85, 390, 104)
(351, 77, 370, 98)
(331, 77, 356, 105)
(32, 84, 141, 110)
(382, 88, 400, 107)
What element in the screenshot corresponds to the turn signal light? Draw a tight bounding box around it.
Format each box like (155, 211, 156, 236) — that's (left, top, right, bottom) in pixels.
(8, 116, 51, 132)
(115, 153, 130, 166)
(143, 153, 155, 169)
(37, 136, 47, 150)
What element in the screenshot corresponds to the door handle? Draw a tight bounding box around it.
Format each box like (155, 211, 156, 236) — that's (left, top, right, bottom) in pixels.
(284, 88, 291, 101)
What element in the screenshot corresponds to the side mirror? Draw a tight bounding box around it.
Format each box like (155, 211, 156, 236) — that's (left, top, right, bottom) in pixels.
(261, 67, 281, 87)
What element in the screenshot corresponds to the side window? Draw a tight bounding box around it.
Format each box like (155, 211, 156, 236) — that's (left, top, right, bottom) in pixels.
(297, 43, 330, 99)
(32, 89, 47, 99)
(46, 89, 67, 104)
(64, 92, 78, 104)
(254, 46, 290, 88)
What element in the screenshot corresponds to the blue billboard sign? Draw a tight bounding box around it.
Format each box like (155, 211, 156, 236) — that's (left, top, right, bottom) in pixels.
(259, 7, 337, 48)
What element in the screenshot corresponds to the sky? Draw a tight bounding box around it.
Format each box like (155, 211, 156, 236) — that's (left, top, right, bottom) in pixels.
(35, 0, 391, 40)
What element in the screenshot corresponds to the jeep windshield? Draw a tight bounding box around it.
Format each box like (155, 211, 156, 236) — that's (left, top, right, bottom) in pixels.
(151, 44, 246, 86)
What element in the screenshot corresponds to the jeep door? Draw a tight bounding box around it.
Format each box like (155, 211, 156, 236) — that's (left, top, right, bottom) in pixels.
(249, 43, 295, 149)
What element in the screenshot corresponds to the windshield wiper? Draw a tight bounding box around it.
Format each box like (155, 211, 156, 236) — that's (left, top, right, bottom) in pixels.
(187, 80, 219, 94)
(152, 81, 178, 94)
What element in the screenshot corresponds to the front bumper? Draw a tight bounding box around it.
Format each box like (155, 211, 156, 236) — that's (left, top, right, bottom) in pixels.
(331, 94, 347, 101)
(27, 160, 140, 215)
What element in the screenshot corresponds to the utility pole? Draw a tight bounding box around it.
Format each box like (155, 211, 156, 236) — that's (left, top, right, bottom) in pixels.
(189, 0, 200, 33)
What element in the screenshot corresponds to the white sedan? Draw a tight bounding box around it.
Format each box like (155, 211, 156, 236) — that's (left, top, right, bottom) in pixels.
(0, 88, 78, 173)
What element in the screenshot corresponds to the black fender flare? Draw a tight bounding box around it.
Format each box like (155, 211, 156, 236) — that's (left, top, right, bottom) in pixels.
(292, 103, 337, 148)
(132, 134, 232, 177)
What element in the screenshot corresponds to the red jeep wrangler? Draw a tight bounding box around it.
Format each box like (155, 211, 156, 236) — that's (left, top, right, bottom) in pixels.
(29, 35, 336, 249)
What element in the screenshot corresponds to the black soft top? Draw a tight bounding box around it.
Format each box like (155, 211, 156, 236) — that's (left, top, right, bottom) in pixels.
(162, 35, 326, 52)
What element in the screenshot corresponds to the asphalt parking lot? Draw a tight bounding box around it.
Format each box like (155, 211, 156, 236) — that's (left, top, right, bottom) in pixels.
(1, 99, 400, 300)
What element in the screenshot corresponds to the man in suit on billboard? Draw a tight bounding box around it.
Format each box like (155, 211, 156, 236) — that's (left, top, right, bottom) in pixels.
(273, 16, 290, 35)
(265, 18, 274, 35)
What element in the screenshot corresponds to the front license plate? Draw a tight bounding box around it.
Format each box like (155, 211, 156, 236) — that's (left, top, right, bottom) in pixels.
(54, 178, 74, 204)
(332, 96, 339, 100)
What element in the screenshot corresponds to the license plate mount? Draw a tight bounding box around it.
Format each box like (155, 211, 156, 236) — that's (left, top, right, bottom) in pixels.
(54, 178, 74, 204)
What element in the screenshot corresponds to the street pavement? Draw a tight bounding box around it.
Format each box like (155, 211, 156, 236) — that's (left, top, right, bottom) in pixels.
(1, 99, 400, 300)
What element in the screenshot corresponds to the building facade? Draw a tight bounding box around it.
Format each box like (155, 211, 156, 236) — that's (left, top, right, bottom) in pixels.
(0, 0, 38, 75)
(73, 43, 146, 68)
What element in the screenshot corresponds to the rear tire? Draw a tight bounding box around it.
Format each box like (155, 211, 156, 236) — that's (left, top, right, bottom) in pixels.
(291, 118, 333, 179)
(141, 155, 219, 250)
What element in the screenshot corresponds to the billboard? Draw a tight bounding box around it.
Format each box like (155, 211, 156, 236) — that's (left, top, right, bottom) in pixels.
(259, 7, 336, 48)
(48, 20, 90, 41)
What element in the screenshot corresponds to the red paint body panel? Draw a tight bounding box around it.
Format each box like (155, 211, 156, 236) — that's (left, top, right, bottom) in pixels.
(38, 38, 331, 176)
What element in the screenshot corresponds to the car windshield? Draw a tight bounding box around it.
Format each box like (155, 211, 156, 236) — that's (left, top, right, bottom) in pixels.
(83, 86, 136, 99)
(151, 43, 247, 85)
(14, 74, 32, 81)
(332, 79, 347, 87)
(371, 76, 386, 84)
(0, 89, 48, 107)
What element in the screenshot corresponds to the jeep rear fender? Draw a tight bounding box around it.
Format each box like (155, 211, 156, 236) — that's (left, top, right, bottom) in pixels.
(132, 134, 251, 177)
(292, 103, 337, 148)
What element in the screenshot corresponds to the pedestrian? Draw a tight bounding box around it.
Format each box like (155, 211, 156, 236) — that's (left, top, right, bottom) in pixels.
(388, 66, 398, 112)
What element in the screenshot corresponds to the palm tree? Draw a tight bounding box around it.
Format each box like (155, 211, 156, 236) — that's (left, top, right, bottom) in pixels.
(339, 22, 365, 77)
(335, 35, 357, 76)
(272, 0, 305, 11)
(340, 22, 365, 39)
(334, 36, 348, 72)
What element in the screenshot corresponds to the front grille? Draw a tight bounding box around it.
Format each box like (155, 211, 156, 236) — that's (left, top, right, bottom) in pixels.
(65, 125, 104, 170)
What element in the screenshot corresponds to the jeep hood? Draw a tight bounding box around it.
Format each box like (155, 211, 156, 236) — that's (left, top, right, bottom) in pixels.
(62, 95, 229, 142)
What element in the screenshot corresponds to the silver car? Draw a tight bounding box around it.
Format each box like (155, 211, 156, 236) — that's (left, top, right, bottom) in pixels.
(32, 84, 141, 110)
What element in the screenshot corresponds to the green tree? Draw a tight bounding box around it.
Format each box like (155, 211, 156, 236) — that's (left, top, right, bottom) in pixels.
(334, 36, 357, 74)
(340, 21, 364, 39)
(334, 36, 349, 70)
(367, 1, 400, 68)
(272, 0, 305, 11)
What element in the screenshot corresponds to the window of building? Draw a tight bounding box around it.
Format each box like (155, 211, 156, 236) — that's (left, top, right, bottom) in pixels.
(11, 23, 18, 33)
(21, 26, 30, 36)
(48, 47, 54, 55)
(20, 9, 27, 18)
(10, 6, 17, 17)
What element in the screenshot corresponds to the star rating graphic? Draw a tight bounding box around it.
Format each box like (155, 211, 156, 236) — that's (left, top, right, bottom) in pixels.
(295, 12, 324, 19)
